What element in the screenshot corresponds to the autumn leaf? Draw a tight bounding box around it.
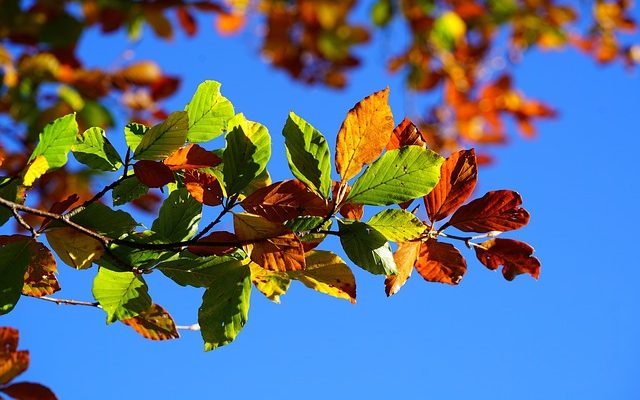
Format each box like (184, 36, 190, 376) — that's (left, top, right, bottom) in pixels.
(288, 250, 356, 303)
(184, 170, 223, 206)
(163, 143, 221, 170)
(415, 240, 467, 285)
(0, 327, 29, 385)
(1, 382, 57, 400)
(241, 180, 328, 223)
(384, 240, 421, 296)
(133, 160, 175, 188)
(474, 238, 540, 281)
(387, 117, 427, 150)
(249, 263, 291, 304)
(46, 227, 104, 270)
(122, 304, 180, 340)
(335, 88, 394, 181)
(425, 149, 477, 222)
(447, 190, 530, 232)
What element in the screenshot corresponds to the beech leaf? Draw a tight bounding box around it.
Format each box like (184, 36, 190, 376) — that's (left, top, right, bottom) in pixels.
(289, 250, 356, 303)
(448, 190, 530, 232)
(133, 160, 175, 188)
(415, 240, 467, 285)
(338, 220, 397, 275)
(474, 238, 540, 281)
(121, 303, 180, 341)
(92, 267, 152, 324)
(133, 111, 189, 160)
(385, 240, 421, 296)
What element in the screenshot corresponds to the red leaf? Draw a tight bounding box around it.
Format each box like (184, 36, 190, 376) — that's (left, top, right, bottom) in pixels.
(188, 231, 238, 256)
(414, 240, 467, 285)
(387, 117, 427, 150)
(163, 144, 221, 170)
(150, 76, 180, 100)
(425, 149, 477, 222)
(0, 327, 19, 354)
(183, 170, 223, 206)
(241, 180, 328, 223)
(176, 7, 197, 37)
(1, 382, 57, 400)
(474, 238, 540, 281)
(133, 161, 175, 188)
(447, 190, 530, 232)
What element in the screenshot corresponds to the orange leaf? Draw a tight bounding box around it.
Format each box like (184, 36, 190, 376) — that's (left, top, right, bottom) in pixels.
(385, 240, 421, 296)
(163, 144, 221, 170)
(1, 382, 57, 400)
(241, 180, 328, 223)
(216, 13, 245, 36)
(474, 238, 540, 281)
(415, 240, 467, 285)
(447, 190, 529, 232)
(332, 182, 363, 220)
(425, 149, 477, 222)
(335, 88, 394, 181)
(0, 235, 60, 297)
(133, 161, 175, 188)
(121, 304, 179, 341)
(0, 327, 29, 385)
(116, 61, 162, 86)
(387, 117, 427, 150)
(187, 231, 238, 256)
(0, 327, 19, 353)
(184, 170, 223, 206)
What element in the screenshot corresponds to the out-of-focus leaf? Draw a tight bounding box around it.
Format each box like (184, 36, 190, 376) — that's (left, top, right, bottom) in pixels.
(0, 328, 29, 385)
(0, 382, 57, 400)
(133, 111, 188, 160)
(448, 190, 529, 232)
(430, 11, 466, 50)
(121, 303, 179, 341)
(92, 267, 152, 324)
(151, 189, 202, 242)
(72, 127, 122, 171)
(475, 238, 540, 280)
(338, 220, 397, 275)
(415, 240, 467, 284)
(335, 88, 394, 181)
(385, 240, 421, 296)
(185, 80, 235, 143)
(367, 209, 425, 242)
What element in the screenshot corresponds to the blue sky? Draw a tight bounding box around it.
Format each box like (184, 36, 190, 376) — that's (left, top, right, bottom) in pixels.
(3, 6, 640, 400)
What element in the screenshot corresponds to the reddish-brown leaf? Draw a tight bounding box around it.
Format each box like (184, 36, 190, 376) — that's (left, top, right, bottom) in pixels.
(176, 7, 197, 37)
(241, 180, 328, 223)
(332, 182, 363, 220)
(425, 149, 477, 222)
(39, 194, 79, 232)
(1, 382, 57, 400)
(387, 117, 427, 150)
(447, 190, 530, 232)
(183, 170, 223, 206)
(0, 328, 28, 386)
(0, 328, 19, 354)
(187, 231, 238, 256)
(150, 76, 180, 100)
(163, 144, 221, 170)
(414, 239, 467, 285)
(0, 236, 60, 297)
(475, 238, 540, 281)
(216, 13, 245, 36)
(385, 240, 421, 296)
(121, 304, 179, 341)
(133, 161, 175, 188)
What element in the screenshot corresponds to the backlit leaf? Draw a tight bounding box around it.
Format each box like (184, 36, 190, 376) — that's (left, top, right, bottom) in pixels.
(475, 238, 540, 281)
(46, 227, 104, 270)
(282, 112, 332, 198)
(187, 231, 239, 256)
(338, 220, 397, 275)
(184, 170, 223, 206)
(289, 250, 356, 303)
(22, 155, 49, 187)
(347, 146, 443, 206)
(198, 260, 251, 351)
(415, 240, 467, 285)
(367, 209, 425, 242)
(447, 190, 530, 232)
(121, 303, 179, 341)
(28, 113, 78, 169)
(385, 240, 421, 296)
(133, 111, 188, 160)
(185, 80, 235, 143)
(163, 144, 221, 170)
(0, 329, 29, 385)
(425, 149, 477, 222)
(0, 240, 30, 315)
(72, 127, 122, 171)
(249, 262, 290, 303)
(151, 188, 202, 242)
(124, 122, 148, 151)
(92, 267, 152, 324)
(387, 117, 426, 150)
(112, 175, 149, 206)
(335, 88, 394, 181)
(133, 160, 175, 188)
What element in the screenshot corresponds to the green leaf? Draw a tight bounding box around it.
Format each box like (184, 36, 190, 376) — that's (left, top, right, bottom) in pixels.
(0, 180, 20, 227)
(28, 113, 78, 169)
(347, 146, 443, 206)
(371, 0, 394, 27)
(0, 240, 31, 315)
(430, 11, 466, 51)
(198, 261, 251, 351)
(64, 203, 137, 237)
(185, 80, 235, 143)
(112, 174, 149, 206)
(124, 122, 148, 151)
(159, 255, 249, 288)
(98, 231, 173, 272)
(282, 112, 332, 198)
(72, 127, 123, 171)
(338, 220, 397, 275)
(92, 267, 152, 324)
(223, 114, 271, 195)
(367, 209, 425, 242)
(133, 111, 188, 160)
(151, 188, 202, 242)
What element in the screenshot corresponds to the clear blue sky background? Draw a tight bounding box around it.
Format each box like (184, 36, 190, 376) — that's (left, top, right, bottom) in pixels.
(3, 5, 640, 399)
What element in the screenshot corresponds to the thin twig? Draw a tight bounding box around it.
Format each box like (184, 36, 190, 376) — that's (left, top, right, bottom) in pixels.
(11, 208, 39, 238)
(65, 174, 134, 218)
(192, 193, 239, 241)
(175, 324, 201, 331)
(38, 296, 101, 307)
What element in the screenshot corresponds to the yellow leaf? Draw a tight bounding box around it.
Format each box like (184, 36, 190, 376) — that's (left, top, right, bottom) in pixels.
(384, 241, 421, 297)
(121, 304, 180, 341)
(22, 155, 49, 187)
(46, 227, 104, 270)
(335, 88, 394, 181)
(249, 262, 290, 303)
(289, 250, 356, 303)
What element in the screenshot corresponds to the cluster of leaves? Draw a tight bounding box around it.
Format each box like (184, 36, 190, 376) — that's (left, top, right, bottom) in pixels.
(0, 81, 539, 350)
(0, 327, 57, 400)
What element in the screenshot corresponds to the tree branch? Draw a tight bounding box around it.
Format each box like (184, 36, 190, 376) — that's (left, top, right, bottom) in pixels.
(192, 193, 239, 241)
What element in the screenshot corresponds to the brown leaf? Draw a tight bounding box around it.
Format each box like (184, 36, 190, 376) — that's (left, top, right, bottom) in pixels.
(187, 231, 238, 256)
(385, 240, 421, 296)
(121, 304, 179, 341)
(335, 88, 394, 181)
(163, 144, 221, 170)
(447, 190, 530, 232)
(475, 238, 540, 281)
(415, 240, 467, 285)
(0, 236, 60, 297)
(0, 328, 18, 354)
(133, 161, 175, 188)
(115, 61, 162, 86)
(150, 76, 180, 101)
(0, 328, 28, 385)
(1, 382, 57, 400)
(387, 117, 427, 150)
(425, 149, 477, 222)
(176, 7, 197, 37)
(39, 194, 79, 232)
(241, 180, 328, 223)
(183, 170, 223, 206)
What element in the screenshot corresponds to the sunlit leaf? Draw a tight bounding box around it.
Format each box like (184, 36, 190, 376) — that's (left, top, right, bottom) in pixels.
(22, 155, 49, 187)
(124, 122, 148, 151)
(92, 267, 152, 324)
(475, 238, 540, 281)
(249, 262, 290, 303)
(338, 220, 397, 275)
(133, 111, 188, 160)
(387, 117, 426, 150)
(289, 250, 356, 303)
(415, 240, 467, 285)
(72, 127, 122, 171)
(0, 327, 29, 385)
(447, 190, 530, 232)
(163, 144, 221, 170)
(121, 303, 179, 341)
(385, 240, 421, 296)
(159, 254, 249, 288)
(367, 209, 425, 242)
(28, 113, 78, 169)
(184, 170, 223, 206)
(46, 227, 104, 270)
(151, 188, 202, 242)
(185, 80, 235, 143)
